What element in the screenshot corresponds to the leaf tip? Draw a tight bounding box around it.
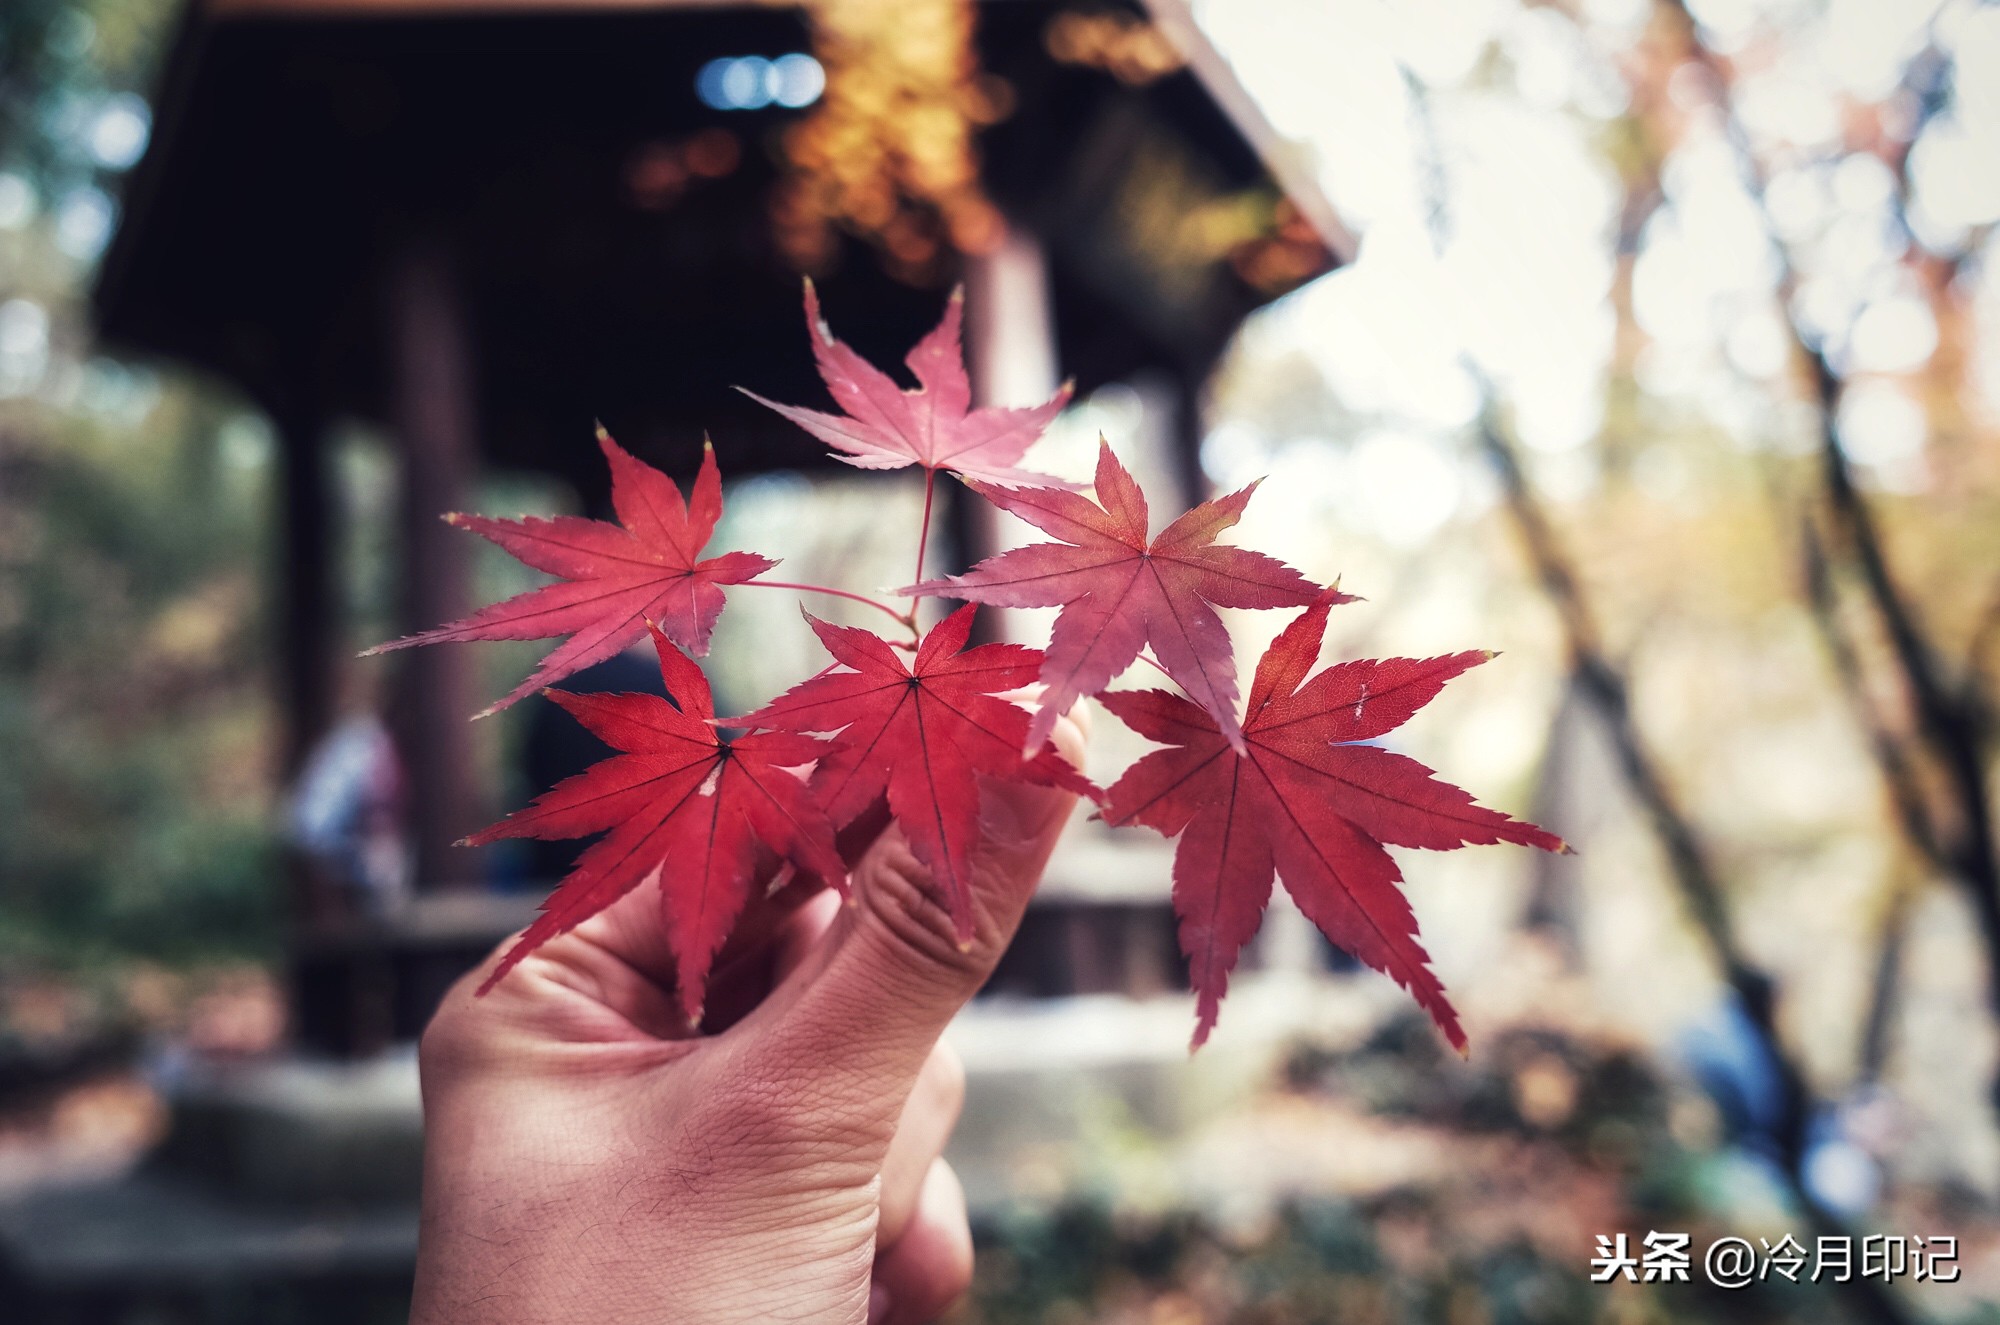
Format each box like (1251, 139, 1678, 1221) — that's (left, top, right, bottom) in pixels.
(803, 276, 833, 342)
(441, 511, 466, 526)
(593, 418, 612, 443)
(474, 954, 518, 998)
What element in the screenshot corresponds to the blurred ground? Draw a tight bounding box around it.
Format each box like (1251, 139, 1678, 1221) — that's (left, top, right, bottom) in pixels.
(9, 987, 2000, 1323)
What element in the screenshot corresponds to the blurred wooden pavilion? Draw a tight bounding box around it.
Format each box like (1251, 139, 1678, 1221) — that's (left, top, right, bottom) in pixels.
(95, 0, 1350, 1050)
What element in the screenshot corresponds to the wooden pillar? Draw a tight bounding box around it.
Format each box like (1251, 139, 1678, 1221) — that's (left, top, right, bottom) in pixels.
(273, 397, 351, 950)
(963, 228, 1059, 413)
(388, 245, 485, 892)
(1167, 369, 1209, 511)
(961, 228, 1059, 643)
(275, 407, 337, 779)
(1123, 369, 1205, 516)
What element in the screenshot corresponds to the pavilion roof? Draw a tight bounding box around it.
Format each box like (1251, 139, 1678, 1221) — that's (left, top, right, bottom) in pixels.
(96, 0, 1352, 489)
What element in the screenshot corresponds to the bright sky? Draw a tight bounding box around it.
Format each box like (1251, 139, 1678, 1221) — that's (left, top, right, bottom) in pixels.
(1191, 0, 2000, 533)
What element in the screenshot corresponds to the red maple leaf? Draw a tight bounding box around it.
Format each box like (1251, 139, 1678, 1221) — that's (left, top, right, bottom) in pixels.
(906, 439, 1329, 753)
(740, 281, 1073, 488)
(365, 429, 776, 716)
(734, 606, 1100, 940)
(1100, 594, 1567, 1050)
(468, 625, 845, 1026)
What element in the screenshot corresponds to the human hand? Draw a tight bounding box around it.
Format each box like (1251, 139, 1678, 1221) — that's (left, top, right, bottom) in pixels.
(408, 713, 1084, 1325)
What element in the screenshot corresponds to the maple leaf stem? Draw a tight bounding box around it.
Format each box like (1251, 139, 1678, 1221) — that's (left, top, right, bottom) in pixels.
(746, 579, 910, 627)
(1136, 651, 1181, 688)
(914, 468, 938, 586)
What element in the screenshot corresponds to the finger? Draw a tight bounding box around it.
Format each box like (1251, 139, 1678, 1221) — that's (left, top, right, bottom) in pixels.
(697, 882, 843, 1033)
(442, 867, 802, 1044)
(755, 709, 1086, 1104)
(871, 1159, 973, 1325)
(580, 796, 891, 1013)
(685, 799, 893, 1024)
(461, 795, 893, 1040)
(770, 885, 846, 985)
(877, 1043, 965, 1247)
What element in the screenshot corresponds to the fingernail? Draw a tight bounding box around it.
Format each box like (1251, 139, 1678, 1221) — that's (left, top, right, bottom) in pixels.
(867, 1283, 892, 1325)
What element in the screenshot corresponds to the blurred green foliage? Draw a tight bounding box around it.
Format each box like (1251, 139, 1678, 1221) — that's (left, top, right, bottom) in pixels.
(959, 1197, 1828, 1325)
(0, 0, 281, 970)
(0, 389, 282, 967)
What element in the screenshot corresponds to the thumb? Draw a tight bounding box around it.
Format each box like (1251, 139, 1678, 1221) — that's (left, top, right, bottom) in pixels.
(750, 711, 1086, 1108)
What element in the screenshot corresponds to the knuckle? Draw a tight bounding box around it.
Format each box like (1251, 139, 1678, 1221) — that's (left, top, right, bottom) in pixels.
(943, 1233, 975, 1297)
(918, 1044, 966, 1125)
(857, 840, 1007, 981)
(415, 970, 483, 1082)
(925, 1172, 976, 1303)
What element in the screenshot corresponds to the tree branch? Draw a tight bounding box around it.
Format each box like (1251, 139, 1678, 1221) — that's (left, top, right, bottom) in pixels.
(1477, 396, 1921, 1325)
(1663, 0, 2000, 1087)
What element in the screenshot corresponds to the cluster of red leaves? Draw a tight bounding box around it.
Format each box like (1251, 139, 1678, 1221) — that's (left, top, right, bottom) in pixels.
(371, 285, 1564, 1048)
